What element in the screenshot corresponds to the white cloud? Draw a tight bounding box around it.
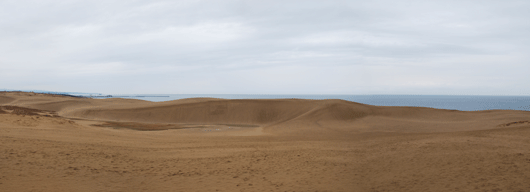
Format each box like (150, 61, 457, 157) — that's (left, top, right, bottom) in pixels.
(292, 31, 416, 47)
(134, 22, 254, 45)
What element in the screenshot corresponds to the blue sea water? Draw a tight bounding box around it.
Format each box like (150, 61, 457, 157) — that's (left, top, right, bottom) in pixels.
(93, 94, 530, 112)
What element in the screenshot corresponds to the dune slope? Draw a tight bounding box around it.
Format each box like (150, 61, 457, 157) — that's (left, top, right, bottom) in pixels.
(0, 96, 15, 105)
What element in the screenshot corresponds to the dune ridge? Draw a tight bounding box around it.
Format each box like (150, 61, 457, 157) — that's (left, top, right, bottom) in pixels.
(57, 96, 530, 135)
(1, 92, 529, 134)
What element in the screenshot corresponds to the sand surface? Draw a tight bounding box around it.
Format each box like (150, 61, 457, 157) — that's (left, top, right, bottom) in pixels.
(1, 92, 530, 192)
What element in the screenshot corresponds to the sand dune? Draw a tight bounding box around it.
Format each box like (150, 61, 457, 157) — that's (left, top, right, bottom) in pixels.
(1, 92, 530, 192)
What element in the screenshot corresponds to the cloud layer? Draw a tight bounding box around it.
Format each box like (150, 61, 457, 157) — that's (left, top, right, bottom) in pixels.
(1, 0, 529, 94)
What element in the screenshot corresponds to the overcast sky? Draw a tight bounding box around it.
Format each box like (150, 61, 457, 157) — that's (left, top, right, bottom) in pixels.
(1, 0, 529, 95)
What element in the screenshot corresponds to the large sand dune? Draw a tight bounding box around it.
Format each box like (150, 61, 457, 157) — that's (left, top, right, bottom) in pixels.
(1, 92, 530, 191)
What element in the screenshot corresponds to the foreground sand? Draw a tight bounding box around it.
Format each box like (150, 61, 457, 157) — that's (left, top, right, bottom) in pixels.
(1, 92, 530, 192)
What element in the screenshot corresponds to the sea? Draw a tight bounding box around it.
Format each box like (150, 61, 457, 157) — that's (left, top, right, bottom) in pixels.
(81, 94, 530, 112)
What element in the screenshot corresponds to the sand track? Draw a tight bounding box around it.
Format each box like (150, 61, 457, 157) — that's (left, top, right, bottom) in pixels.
(1, 92, 530, 192)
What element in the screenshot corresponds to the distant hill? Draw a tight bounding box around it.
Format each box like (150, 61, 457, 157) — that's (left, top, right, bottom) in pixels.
(0, 89, 102, 96)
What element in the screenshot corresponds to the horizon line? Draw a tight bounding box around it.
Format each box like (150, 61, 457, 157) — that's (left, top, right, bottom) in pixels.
(2, 90, 530, 97)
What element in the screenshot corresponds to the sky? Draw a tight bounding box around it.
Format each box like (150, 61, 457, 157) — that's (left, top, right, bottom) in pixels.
(1, 0, 529, 95)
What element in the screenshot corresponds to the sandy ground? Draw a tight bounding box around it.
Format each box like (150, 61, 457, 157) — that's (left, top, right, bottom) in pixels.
(1, 92, 530, 192)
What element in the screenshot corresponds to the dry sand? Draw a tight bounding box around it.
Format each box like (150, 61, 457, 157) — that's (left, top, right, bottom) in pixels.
(1, 92, 530, 192)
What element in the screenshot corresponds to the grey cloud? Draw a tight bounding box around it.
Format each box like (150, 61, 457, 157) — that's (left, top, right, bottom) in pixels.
(0, 0, 529, 94)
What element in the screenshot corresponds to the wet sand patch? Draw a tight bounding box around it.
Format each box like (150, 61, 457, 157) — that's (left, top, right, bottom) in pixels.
(498, 120, 530, 127)
(91, 121, 259, 131)
(92, 121, 183, 131)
